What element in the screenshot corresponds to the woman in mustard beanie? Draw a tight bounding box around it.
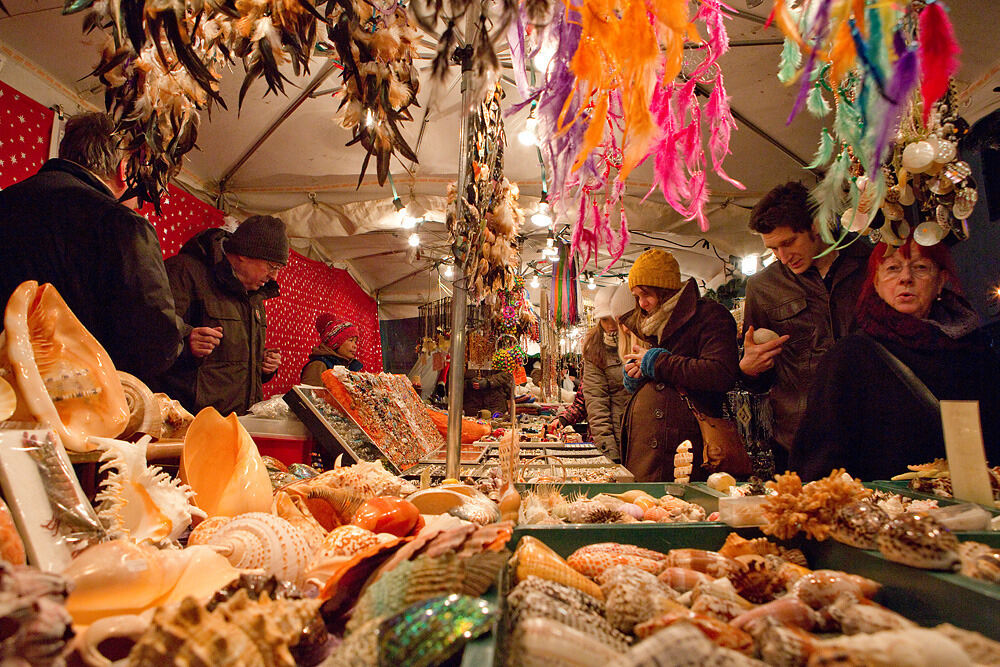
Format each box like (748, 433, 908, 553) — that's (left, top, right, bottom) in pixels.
(618, 248, 739, 482)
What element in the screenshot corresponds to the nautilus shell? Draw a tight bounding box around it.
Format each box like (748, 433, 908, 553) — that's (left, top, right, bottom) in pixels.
(64, 540, 240, 626)
(203, 512, 312, 586)
(180, 407, 272, 518)
(1, 281, 128, 452)
(92, 435, 205, 547)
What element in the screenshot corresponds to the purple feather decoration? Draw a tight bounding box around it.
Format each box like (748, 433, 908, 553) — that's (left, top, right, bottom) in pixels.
(870, 37, 920, 176)
(787, 0, 834, 125)
(506, 10, 531, 100)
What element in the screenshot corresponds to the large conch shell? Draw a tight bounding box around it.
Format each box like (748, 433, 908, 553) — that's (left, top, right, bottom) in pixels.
(64, 540, 240, 626)
(180, 407, 271, 517)
(0, 375, 16, 421)
(202, 512, 312, 587)
(92, 435, 206, 546)
(1, 281, 128, 452)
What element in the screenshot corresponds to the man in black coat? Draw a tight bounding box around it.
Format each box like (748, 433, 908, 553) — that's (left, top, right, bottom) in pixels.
(0, 112, 183, 383)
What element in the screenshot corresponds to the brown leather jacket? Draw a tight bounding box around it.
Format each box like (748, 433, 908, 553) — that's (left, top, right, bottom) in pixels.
(741, 240, 871, 451)
(620, 280, 739, 482)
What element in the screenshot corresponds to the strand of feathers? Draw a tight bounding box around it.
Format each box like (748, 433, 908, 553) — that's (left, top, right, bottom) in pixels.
(327, 0, 422, 186)
(507, 0, 743, 268)
(770, 0, 961, 244)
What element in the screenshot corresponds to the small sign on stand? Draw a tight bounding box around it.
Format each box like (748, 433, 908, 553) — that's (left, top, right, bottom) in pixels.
(941, 400, 994, 506)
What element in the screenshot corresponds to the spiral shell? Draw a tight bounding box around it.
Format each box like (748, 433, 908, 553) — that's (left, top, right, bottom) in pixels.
(204, 513, 312, 586)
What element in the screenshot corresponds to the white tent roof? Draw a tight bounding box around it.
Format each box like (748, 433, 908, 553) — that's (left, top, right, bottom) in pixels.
(2, 2, 999, 317)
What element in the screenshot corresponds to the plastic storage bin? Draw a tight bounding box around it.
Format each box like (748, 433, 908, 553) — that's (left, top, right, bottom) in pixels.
(238, 416, 314, 466)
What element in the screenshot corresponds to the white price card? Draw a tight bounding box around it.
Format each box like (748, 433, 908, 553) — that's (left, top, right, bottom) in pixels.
(940, 400, 994, 506)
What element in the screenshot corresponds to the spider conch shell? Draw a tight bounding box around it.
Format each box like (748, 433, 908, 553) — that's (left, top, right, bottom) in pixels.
(64, 540, 240, 626)
(180, 407, 271, 518)
(0, 281, 128, 452)
(202, 512, 312, 587)
(91, 435, 206, 547)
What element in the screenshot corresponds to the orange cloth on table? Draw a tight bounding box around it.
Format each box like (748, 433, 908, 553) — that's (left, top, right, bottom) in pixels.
(425, 408, 491, 443)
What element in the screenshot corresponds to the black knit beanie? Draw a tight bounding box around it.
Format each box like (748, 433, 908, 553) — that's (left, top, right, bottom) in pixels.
(224, 215, 289, 265)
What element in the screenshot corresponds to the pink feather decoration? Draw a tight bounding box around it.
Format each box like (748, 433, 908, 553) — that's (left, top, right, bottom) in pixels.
(706, 73, 745, 190)
(918, 2, 961, 127)
(687, 170, 710, 231)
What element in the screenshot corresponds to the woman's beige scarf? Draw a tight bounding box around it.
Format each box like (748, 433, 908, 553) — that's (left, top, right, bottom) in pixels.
(639, 288, 684, 339)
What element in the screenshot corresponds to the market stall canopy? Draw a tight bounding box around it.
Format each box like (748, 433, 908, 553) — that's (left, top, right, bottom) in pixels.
(2, 1, 999, 316)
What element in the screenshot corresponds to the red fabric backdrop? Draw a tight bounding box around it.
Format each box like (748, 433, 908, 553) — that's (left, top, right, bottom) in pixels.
(1, 80, 382, 399)
(0, 80, 54, 189)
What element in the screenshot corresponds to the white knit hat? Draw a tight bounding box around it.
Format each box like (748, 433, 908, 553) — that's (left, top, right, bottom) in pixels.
(592, 285, 616, 319)
(608, 283, 636, 321)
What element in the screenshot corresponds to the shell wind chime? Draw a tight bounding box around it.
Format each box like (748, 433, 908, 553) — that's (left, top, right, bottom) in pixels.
(773, 0, 974, 247)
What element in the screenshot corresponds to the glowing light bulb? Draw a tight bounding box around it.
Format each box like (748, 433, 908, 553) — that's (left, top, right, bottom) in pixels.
(546, 236, 555, 249)
(400, 213, 417, 229)
(532, 202, 552, 227)
(741, 254, 759, 276)
(443, 263, 454, 278)
(408, 232, 420, 247)
(518, 116, 539, 146)
(530, 275, 540, 288)
(365, 109, 375, 128)
(587, 276, 596, 290)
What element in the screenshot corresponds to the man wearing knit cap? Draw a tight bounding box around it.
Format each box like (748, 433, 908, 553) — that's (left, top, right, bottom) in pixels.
(158, 215, 289, 415)
(300, 313, 364, 385)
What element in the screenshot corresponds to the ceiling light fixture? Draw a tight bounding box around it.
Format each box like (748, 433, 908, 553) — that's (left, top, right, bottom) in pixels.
(442, 263, 454, 278)
(587, 274, 596, 290)
(518, 111, 539, 146)
(530, 274, 540, 289)
(408, 232, 420, 247)
(741, 254, 759, 276)
(532, 196, 552, 227)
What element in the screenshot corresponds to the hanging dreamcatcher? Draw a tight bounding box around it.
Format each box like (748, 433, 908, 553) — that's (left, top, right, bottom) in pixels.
(773, 0, 974, 248)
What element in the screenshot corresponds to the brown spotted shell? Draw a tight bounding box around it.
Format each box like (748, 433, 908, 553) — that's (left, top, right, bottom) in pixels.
(729, 555, 788, 604)
(876, 514, 961, 571)
(831, 501, 889, 550)
(599, 565, 682, 633)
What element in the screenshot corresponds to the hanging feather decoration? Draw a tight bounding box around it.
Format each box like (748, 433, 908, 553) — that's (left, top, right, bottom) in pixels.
(806, 80, 831, 117)
(811, 149, 850, 243)
(806, 128, 835, 170)
(869, 36, 920, 176)
(777, 37, 801, 84)
(918, 0, 961, 126)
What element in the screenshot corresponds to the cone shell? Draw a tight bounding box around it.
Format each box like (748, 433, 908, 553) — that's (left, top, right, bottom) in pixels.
(181, 408, 272, 518)
(1, 281, 128, 452)
(513, 537, 604, 601)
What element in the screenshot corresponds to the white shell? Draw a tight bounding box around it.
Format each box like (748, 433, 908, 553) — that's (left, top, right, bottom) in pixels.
(204, 512, 312, 586)
(934, 140, 957, 164)
(752, 328, 780, 344)
(898, 184, 916, 206)
(902, 141, 935, 173)
(841, 207, 869, 233)
(913, 222, 944, 247)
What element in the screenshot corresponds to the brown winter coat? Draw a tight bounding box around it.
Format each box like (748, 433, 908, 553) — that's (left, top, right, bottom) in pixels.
(619, 280, 739, 482)
(158, 228, 278, 416)
(581, 342, 629, 462)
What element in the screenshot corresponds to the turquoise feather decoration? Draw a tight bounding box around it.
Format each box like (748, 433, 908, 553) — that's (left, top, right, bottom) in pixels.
(806, 128, 835, 169)
(778, 38, 801, 84)
(811, 149, 850, 243)
(807, 84, 831, 117)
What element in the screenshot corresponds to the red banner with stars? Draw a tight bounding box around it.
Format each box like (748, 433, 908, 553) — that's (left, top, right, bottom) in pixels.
(0, 80, 54, 189)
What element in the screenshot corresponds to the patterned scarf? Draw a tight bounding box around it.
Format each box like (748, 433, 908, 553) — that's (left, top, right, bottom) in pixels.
(855, 288, 980, 352)
(640, 288, 685, 339)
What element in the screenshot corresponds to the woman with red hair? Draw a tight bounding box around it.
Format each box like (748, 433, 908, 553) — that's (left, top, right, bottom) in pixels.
(789, 237, 1000, 481)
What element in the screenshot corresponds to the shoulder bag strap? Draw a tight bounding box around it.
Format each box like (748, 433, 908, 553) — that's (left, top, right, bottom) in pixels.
(862, 335, 939, 415)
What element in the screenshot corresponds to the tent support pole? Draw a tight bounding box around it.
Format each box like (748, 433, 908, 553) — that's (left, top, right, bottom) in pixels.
(444, 29, 476, 481)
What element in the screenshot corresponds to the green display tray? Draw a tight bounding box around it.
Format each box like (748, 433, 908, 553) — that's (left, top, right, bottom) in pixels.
(868, 480, 1000, 516)
(514, 482, 728, 514)
(481, 524, 1000, 665)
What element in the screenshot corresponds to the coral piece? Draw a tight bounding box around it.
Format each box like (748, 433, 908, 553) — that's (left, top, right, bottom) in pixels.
(1, 281, 128, 452)
(64, 541, 240, 626)
(762, 470, 871, 541)
(0, 496, 26, 565)
(127, 589, 322, 667)
(92, 435, 204, 546)
(180, 407, 272, 518)
(203, 512, 312, 586)
(512, 536, 603, 601)
(876, 513, 961, 571)
(0, 560, 73, 667)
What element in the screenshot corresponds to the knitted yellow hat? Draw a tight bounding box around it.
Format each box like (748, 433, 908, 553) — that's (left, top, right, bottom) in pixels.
(628, 248, 681, 291)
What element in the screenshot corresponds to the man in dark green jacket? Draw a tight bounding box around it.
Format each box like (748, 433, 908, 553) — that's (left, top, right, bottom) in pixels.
(159, 216, 288, 415)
